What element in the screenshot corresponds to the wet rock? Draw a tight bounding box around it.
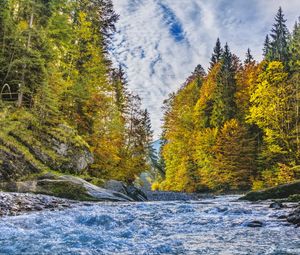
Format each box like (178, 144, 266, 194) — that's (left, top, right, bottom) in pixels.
(277, 215, 287, 219)
(104, 180, 147, 201)
(287, 207, 300, 225)
(126, 185, 148, 201)
(270, 202, 284, 209)
(245, 220, 264, 227)
(240, 181, 300, 201)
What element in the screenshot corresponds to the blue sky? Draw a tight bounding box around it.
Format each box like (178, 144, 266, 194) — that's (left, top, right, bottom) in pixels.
(110, 0, 300, 138)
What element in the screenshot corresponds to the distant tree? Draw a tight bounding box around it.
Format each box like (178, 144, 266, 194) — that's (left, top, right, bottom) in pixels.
(186, 64, 206, 87)
(263, 35, 271, 58)
(244, 48, 254, 65)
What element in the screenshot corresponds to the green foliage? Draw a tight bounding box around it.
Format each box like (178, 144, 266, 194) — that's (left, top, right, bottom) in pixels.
(0, 0, 153, 184)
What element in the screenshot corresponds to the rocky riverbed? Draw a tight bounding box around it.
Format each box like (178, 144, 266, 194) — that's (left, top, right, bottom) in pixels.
(0, 192, 78, 217)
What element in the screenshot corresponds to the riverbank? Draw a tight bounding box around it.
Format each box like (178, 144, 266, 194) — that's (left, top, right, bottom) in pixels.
(0, 190, 208, 217)
(0, 192, 79, 217)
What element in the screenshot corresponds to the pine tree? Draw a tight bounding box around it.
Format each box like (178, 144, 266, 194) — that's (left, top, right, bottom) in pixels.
(209, 38, 223, 69)
(244, 48, 254, 65)
(210, 43, 237, 127)
(269, 7, 290, 62)
(186, 64, 206, 87)
(112, 65, 128, 113)
(289, 18, 300, 71)
(263, 35, 271, 58)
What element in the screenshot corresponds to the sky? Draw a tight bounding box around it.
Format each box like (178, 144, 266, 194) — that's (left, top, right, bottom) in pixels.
(109, 0, 300, 138)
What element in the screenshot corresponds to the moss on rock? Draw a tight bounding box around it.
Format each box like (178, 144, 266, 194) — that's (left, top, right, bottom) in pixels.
(36, 180, 97, 201)
(240, 181, 300, 201)
(0, 108, 93, 181)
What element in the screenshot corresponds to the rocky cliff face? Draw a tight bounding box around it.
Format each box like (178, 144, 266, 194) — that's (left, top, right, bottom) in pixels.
(0, 110, 93, 181)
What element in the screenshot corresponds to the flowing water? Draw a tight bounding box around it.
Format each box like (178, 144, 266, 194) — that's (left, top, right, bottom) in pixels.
(0, 195, 299, 255)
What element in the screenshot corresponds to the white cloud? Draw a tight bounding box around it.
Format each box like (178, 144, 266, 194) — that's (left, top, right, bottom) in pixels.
(110, 0, 300, 138)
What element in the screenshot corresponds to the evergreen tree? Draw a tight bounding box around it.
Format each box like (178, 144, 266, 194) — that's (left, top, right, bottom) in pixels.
(244, 48, 254, 65)
(289, 18, 300, 71)
(210, 43, 237, 127)
(186, 64, 206, 87)
(209, 38, 223, 69)
(269, 7, 290, 62)
(112, 65, 128, 113)
(263, 35, 271, 58)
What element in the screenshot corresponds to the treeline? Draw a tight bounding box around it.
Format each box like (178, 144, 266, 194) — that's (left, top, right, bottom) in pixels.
(0, 0, 153, 182)
(155, 8, 300, 192)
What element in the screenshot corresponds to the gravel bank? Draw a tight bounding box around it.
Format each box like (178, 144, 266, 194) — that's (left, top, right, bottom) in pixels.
(0, 192, 78, 217)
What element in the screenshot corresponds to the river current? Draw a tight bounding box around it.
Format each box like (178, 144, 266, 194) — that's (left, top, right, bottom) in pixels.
(0, 195, 299, 255)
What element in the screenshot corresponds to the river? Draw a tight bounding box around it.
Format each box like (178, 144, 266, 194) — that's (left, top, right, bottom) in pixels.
(0, 195, 299, 255)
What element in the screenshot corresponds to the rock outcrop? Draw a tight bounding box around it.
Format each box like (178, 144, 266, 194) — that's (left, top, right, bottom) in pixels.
(240, 181, 300, 201)
(0, 118, 94, 181)
(104, 180, 148, 201)
(0, 175, 133, 202)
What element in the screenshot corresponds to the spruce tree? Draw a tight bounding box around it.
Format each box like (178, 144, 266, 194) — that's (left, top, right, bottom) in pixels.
(210, 43, 237, 127)
(263, 35, 271, 58)
(244, 48, 254, 65)
(269, 7, 290, 62)
(209, 38, 223, 69)
(289, 19, 300, 71)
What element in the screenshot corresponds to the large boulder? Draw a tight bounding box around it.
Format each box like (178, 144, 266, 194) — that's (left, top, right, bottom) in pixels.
(0, 175, 133, 202)
(104, 180, 148, 201)
(240, 181, 300, 201)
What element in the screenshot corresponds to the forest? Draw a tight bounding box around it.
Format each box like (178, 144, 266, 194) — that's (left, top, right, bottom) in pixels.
(1, 1, 300, 194)
(154, 7, 300, 192)
(0, 0, 154, 184)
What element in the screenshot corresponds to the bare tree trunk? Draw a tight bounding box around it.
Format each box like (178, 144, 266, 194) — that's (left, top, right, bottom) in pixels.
(18, 12, 34, 107)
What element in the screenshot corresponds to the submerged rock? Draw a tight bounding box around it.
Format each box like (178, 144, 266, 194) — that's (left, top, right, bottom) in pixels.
(269, 202, 285, 209)
(240, 181, 300, 201)
(0, 175, 133, 202)
(244, 220, 264, 228)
